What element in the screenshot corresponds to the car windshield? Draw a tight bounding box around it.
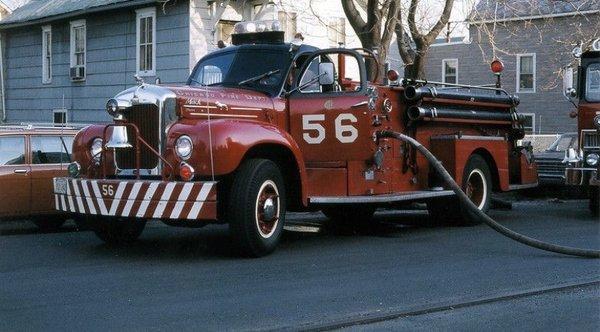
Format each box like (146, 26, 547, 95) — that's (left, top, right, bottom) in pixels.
(188, 48, 292, 96)
(547, 134, 577, 152)
(585, 63, 600, 102)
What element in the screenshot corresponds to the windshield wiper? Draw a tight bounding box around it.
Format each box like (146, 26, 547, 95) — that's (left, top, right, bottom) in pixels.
(238, 69, 281, 86)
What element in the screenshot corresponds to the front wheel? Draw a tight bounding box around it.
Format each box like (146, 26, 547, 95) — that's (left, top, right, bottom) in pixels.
(88, 216, 146, 245)
(590, 187, 599, 217)
(427, 154, 492, 226)
(227, 159, 286, 257)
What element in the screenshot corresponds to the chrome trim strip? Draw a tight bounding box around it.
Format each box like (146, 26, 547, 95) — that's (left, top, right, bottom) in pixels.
(189, 113, 259, 119)
(309, 190, 455, 204)
(431, 135, 506, 141)
(508, 182, 538, 190)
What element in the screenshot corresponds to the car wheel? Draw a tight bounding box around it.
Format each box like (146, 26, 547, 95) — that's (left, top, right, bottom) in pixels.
(321, 206, 376, 233)
(228, 159, 286, 257)
(590, 187, 599, 217)
(88, 216, 146, 245)
(427, 154, 492, 226)
(32, 216, 66, 232)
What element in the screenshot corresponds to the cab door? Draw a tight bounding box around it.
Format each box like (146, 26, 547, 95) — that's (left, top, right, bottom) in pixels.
(0, 135, 31, 218)
(30, 135, 73, 214)
(288, 50, 381, 196)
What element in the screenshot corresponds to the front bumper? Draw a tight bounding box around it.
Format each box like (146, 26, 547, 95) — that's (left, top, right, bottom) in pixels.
(53, 177, 217, 220)
(564, 167, 599, 186)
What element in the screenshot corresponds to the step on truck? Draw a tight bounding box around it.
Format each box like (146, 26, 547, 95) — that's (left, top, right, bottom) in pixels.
(54, 20, 538, 256)
(563, 40, 600, 216)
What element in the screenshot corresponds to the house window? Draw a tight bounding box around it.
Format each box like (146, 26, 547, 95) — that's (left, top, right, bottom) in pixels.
(42, 25, 52, 84)
(278, 11, 297, 41)
(53, 109, 67, 124)
(328, 18, 345, 47)
(136, 7, 156, 76)
(517, 54, 536, 93)
(70, 20, 86, 80)
(522, 113, 535, 134)
(442, 59, 458, 84)
(217, 20, 236, 45)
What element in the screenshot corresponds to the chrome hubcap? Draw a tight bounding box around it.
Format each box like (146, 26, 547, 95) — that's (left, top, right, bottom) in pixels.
(255, 180, 280, 238)
(466, 169, 487, 210)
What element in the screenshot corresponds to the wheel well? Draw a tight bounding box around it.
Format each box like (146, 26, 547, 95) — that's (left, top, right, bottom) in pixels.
(472, 148, 500, 192)
(243, 144, 303, 210)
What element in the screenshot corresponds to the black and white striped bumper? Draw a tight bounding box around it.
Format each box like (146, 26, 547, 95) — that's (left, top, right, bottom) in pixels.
(53, 177, 217, 220)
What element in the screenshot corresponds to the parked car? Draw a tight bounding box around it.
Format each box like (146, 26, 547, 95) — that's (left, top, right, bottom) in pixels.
(534, 132, 578, 184)
(0, 125, 80, 230)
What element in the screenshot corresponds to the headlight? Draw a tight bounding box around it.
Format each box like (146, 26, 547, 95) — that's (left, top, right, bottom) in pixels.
(594, 115, 600, 129)
(586, 153, 599, 167)
(106, 99, 119, 116)
(90, 137, 103, 162)
(175, 135, 193, 160)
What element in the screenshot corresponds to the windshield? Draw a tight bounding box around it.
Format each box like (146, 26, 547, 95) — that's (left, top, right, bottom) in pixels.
(547, 134, 577, 152)
(188, 49, 292, 96)
(585, 63, 600, 102)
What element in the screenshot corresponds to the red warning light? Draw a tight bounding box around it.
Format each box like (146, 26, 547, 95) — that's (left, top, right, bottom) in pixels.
(491, 60, 504, 74)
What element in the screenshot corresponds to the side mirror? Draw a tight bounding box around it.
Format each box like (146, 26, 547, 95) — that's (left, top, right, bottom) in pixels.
(318, 62, 335, 85)
(563, 68, 577, 99)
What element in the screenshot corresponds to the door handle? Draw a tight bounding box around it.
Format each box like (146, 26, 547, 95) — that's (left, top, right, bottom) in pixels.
(14, 169, 29, 174)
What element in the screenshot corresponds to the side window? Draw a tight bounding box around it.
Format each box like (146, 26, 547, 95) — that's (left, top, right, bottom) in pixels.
(298, 52, 363, 94)
(0, 136, 26, 165)
(31, 136, 73, 164)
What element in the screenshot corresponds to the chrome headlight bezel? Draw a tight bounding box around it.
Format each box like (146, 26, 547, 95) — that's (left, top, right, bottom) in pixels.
(90, 137, 103, 162)
(106, 99, 119, 117)
(586, 153, 599, 167)
(594, 115, 600, 130)
(175, 135, 193, 160)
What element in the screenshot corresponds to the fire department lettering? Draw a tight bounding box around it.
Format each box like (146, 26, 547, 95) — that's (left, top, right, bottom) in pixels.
(302, 114, 358, 144)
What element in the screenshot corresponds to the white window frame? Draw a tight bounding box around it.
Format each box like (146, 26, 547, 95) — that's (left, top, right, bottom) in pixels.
(136, 7, 157, 77)
(516, 53, 536, 93)
(70, 19, 86, 80)
(521, 113, 536, 134)
(442, 58, 458, 84)
(41, 25, 52, 84)
(53, 108, 68, 124)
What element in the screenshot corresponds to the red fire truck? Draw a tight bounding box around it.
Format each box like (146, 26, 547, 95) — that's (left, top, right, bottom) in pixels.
(54, 21, 537, 256)
(563, 41, 600, 216)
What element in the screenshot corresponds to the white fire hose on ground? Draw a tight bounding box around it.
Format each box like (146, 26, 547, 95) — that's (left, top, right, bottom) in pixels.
(377, 130, 600, 258)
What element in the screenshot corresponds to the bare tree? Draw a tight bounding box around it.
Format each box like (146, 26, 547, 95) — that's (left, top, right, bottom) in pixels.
(396, 0, 455, 79)
(341, 0, 400, 80)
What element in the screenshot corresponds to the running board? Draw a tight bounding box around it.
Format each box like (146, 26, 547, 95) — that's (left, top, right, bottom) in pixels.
(508, 182, 538, 190)
(309, 190, 455, 204)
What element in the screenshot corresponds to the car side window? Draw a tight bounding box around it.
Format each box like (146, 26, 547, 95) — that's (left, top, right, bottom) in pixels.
(0, 136, 26, 165)
(31, 136, 73, 164)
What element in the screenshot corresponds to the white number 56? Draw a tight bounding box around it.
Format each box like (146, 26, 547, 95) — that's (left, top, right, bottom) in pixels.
(302, 113, 358, 144)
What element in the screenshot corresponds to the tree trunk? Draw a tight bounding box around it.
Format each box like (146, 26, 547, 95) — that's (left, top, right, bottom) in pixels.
(403, 53, 427, 80)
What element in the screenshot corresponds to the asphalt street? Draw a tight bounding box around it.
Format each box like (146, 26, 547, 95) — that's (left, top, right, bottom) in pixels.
(1, 199, 599, 331)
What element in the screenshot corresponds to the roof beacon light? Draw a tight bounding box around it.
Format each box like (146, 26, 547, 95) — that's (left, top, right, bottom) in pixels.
(234, 20, 282, 34)
(490, 59, 504, 74)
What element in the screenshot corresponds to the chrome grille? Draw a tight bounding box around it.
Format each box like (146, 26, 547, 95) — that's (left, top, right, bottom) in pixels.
(582, 130, 599, 149)
(116, 104, 159, 169)
(535, 159, 566, 178)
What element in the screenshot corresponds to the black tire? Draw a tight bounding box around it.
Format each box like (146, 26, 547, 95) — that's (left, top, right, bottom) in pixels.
(227, 159, 286, 257)
(321, 206, 376, 233)
(427, 154, 492, 226)
(590, 186, 599, 217)
(32, 216, 66, 232)
(88, 216, 146, 245)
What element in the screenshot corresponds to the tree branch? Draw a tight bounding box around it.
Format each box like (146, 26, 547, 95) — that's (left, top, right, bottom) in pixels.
(341, 0, 366, 32)
(407, 0, 423, 45)
(424, 0, 455, 43)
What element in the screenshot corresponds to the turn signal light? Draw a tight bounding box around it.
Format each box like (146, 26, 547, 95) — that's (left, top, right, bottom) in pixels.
(179, 162, 195, 181)
(491, 60, 504, 74)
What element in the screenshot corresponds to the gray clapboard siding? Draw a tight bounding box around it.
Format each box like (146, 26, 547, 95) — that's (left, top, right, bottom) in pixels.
(4, 1, 190, 123)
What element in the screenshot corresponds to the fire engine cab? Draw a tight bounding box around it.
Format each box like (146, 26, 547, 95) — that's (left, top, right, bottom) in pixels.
(563, 40, 600, 216)
(54, 21, 537, 256)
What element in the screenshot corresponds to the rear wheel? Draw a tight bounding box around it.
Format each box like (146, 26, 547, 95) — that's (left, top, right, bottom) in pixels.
(427, 154, 492, 226)
(590, 187, 599, 217)
(88, 216, 146, 245)
(228, 159, 286, 257)
(321, 206, 376, 233)
(32, 216, 66, 232)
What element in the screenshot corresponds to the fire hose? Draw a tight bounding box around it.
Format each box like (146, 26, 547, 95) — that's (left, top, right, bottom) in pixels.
(377, 130, 600, 258)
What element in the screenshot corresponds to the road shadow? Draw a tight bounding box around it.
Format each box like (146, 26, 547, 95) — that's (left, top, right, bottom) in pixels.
(0, 219, 81, 236)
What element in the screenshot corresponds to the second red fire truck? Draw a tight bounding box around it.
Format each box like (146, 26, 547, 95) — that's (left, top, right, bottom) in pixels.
(54, 21, 537, 256)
